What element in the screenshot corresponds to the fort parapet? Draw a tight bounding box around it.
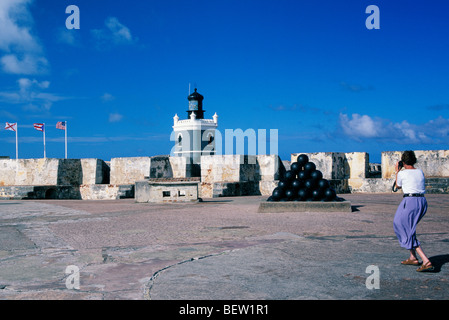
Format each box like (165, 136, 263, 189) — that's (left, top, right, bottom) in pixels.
(0, 149, 447, 200)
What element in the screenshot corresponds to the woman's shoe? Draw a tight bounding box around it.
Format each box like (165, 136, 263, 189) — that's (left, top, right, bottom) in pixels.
(401, 258, 421, 266)
(416, 261, 434, 272)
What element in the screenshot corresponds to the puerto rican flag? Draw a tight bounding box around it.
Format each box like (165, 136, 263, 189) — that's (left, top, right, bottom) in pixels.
(5, 122, 17, 132)
(34, 123, 44, 132)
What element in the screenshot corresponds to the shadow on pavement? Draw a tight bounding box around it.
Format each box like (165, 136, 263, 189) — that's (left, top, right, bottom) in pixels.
(429, 254, 449, 273)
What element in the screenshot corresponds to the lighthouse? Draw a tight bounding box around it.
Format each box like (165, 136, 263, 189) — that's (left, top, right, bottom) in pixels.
(172, 88, 218, 177)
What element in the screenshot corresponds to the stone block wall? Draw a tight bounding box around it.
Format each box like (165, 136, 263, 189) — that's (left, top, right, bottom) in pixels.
(110, 157, 151, 185)
(382, 150, 449, 179)
(135, 180, 199, 203)
(110, 156, 173, 185)
(0, 158, 108, 187)
(288, 150, 449, 194)
(200, 154, 284, 198)
(79, 184, 134, 200)
(291, 152, 369, 180)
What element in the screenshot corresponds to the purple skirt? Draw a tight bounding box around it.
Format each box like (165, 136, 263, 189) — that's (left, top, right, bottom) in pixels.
(393, 197, 427, 250)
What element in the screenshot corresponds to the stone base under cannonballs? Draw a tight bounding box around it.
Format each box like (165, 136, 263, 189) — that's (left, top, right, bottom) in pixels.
(258, 200, 352, 213)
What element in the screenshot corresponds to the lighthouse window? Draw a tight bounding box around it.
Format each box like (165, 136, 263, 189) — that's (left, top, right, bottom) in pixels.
(178, 134, 182, 145)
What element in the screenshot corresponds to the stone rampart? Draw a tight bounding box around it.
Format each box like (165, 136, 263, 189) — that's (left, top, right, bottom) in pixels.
(200, 154, 284, 198)
(290, 150, 449, 194)
(291, 152, 369, 180)
(0, 158, 108, 187)
(110, 156, 172, 185)
(382, 150, 449, 179)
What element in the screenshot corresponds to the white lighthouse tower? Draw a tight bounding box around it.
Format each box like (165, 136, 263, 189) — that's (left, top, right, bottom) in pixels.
(172, 88, 218, 177)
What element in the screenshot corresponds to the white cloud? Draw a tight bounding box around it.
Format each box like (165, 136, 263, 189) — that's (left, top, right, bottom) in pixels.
(91, 17, 137, 49)
(0, 0, 48, 75)
(0, 0, 39, 52)
(109, 113, 123, 123)
(105, 17, 134, 44)
(0, 78, 66, 112)
(101, 93, 115, 102)
(1, 53, 48, 75)
(57, 27, 80, 47)
(339, 113, 380, 138)
(339, 113, 449, 144)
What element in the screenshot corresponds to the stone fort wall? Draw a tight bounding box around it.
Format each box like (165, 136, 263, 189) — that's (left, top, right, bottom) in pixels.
(0, 149, 447, 200)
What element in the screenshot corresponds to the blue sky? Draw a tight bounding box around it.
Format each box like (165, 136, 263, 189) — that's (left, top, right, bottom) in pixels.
(0, 0, 448, 163)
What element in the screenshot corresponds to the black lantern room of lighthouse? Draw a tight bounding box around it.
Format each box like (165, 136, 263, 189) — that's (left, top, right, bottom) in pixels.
(187, 88, 205, 119)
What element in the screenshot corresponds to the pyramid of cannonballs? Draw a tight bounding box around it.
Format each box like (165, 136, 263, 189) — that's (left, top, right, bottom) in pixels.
(267, 154, 338, 202)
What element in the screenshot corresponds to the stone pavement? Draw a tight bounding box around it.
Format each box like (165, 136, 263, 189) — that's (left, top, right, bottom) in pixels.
(0, 194, 449, 300)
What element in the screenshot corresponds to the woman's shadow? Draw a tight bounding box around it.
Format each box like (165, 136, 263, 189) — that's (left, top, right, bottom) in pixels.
(429, 254, 449, 272)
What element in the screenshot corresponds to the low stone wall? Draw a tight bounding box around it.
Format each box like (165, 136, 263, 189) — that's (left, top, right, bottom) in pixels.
(291, 151, 449, 194)
(0, 185, 80, 200)
(1, 150, 447, 200)
(425, 178, 449, 194)
(135, 179, 199, 203)
(110, 156, 173, 185)
(382, 150, 449, 179)
(0, 158, 108, 187)
(79, 184, 134, 200)
(291, 152, 369, 180)
(200, 155, 285, 198)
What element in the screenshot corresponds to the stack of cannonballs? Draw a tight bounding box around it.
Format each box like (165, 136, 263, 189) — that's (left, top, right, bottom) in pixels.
(267, 154, 338, 202)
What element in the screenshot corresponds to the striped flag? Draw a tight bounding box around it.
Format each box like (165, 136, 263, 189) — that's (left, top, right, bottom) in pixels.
(33, 123, 46, 158)
(34, 123, 44, 132)
(57, 121, 68, 158)
(5, 122, 17, 132)
(56, 121, 66, 130)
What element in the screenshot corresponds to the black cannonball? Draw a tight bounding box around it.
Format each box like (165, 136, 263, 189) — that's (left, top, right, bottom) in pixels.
(285, 188, 296, 200)
(291, 179, 304, 190)
(271, 187, 284, 201)
(304, 162, 316, 173)
(298, 170, 309, 180)
(284, 170, 295, 181)
(296, 154, 309, 166)
(290, 162, 301, 174)
(324, 188, 337, 201)
(297, 188, 310, 201)
(304, 179, 317, 189)
(310, 170, 323, 181)
(266, 196, 273, 202)
(312, 189, 324, 201)
(279, 180, 290, 190)
(318, 179, 330, 190)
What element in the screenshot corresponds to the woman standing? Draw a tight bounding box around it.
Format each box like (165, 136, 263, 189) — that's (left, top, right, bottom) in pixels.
(393, 150, 434, 272)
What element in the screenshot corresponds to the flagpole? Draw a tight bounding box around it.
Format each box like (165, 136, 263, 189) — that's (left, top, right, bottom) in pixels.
(16, 124, 18, 160)
(65, 121, 68, 159)
(43, 123, 46, 159)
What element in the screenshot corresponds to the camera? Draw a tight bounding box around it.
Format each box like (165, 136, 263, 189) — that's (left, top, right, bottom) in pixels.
(392, 161, 404, 192)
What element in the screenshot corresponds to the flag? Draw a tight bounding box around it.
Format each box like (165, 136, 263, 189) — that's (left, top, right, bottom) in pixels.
(34, 123, 44, 132)
(5, 122, 17, 132)
(56, 121, 66, 130)
(57, 121, 68, 158)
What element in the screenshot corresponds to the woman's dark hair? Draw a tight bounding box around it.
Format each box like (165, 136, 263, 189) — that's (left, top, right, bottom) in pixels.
(401, 150, 417, 165)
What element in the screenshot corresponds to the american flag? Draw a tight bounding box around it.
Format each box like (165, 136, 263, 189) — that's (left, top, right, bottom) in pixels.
(56, 121, 66, 130)
(34, 123, 44, 132)
(5, 122, 17, 132)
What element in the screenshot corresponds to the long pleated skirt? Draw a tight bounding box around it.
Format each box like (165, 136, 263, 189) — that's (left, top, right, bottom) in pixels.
(393, 196, 428, 250)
